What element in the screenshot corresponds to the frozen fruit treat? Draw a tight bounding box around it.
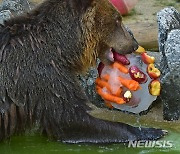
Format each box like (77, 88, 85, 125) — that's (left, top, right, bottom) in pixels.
(96, 46, 161, 114)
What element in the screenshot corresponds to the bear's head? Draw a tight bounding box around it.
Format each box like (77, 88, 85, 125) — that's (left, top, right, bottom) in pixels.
(78, 0, 138, 66)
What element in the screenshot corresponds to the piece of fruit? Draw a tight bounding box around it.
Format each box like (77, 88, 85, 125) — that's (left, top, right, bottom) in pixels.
(141, 52, 155, 64)
(135, 46, 146, 54)
(101, 74, 110, 81)
(118, 76, 141, 91)
(129, 66, 148, 84)
(112, 62, 129, 74)
(96, 87, 125, 104)
(114, 87, 122, 97)
(105, 101, 114, 109)
(149, 80, 161, 96)
(112, 51, 130, 65)
(97, 62, 105, 76)
(147, 64, 161, 79)
(95, 78, 112, 93)
(123, 90, 132, 102)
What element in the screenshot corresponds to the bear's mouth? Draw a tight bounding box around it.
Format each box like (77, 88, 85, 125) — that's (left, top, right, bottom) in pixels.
(105, 47, 138, 63)
(111, 45, 138, 55)
(101, 46, 137, 65)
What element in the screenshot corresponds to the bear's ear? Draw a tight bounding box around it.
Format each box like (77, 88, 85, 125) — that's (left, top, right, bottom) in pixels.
(68, 0, 94, 13)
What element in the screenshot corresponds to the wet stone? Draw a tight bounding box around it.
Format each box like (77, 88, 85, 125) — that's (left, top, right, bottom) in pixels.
(0, 0, 31, 16)
(157, 7, 180, 121)
(78, 60, 104, 107)
(0, 10, 12, 24)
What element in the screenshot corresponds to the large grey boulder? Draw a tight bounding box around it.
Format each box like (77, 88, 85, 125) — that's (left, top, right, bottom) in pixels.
(0, 0, 31, 15)
(157, 7, 180, 121)
(0, 9, 12, 24)
(78, 60, 104, 107)
(0, 0, 32, 25)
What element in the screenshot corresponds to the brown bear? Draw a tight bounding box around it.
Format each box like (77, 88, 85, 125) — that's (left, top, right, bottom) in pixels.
(0, 0, 165, 143)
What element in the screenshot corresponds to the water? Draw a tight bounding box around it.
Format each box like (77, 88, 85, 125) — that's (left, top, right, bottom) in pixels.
(0, 104, 179, 154)
(0, 130, 179, 154)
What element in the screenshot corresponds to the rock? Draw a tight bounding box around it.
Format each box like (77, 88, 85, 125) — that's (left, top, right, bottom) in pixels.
(78, 60, 105, 107)
(0, 0, 31, 16)
(0, 0, 32, 24)
(157, 7, 180, 121)
(0, 10, 12, 24)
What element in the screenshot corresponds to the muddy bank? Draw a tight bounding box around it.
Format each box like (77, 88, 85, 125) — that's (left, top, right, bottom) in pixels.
(89, 102, 180, 133)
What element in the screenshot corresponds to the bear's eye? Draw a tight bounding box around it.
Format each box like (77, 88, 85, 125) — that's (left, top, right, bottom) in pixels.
(116, 19, 120, 24)
(115, 15, 122, 25)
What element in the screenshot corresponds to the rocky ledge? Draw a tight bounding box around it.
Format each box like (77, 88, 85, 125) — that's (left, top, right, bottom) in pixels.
(157, 7, 180, 121)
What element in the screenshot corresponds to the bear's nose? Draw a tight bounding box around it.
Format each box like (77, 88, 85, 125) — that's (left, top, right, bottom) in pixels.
(133, 43, 138, 51)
